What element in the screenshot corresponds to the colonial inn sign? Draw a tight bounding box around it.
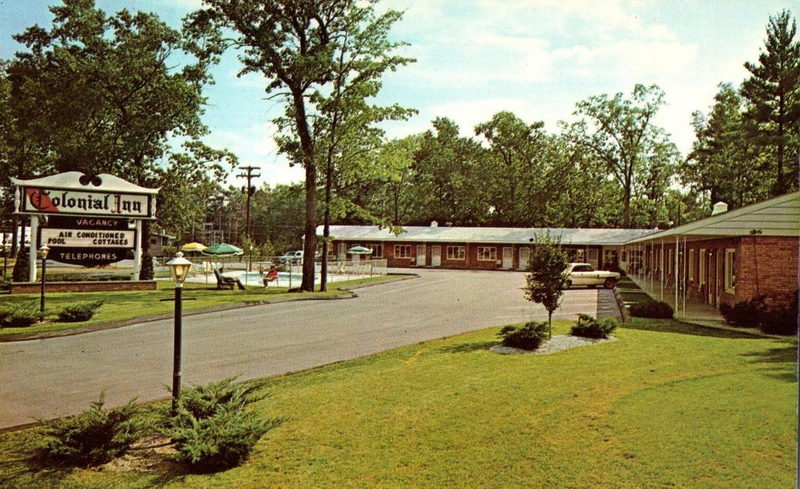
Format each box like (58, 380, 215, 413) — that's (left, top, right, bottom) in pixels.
(11, 172, 159, 279)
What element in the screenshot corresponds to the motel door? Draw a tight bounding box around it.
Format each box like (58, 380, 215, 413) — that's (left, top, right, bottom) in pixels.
(502, 247, 513, 269)
(586, 249, 599, 268)
(431, 246, 442, 267)
(518, 247, 530, 270)
(337, 243, 347, 261)
(417, 245, 427, 266)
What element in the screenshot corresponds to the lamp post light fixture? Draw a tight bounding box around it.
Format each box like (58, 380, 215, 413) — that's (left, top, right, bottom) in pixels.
(39, 244, 49, 321)
(165, 251, 192, 415)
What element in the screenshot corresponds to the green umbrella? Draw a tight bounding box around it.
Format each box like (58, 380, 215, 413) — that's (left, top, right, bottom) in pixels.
(202, 243, 244, 256)
(347, 246, 373, 255)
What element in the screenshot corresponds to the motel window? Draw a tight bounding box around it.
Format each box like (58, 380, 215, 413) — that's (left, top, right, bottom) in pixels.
(725, 249, 736, 293)
(602, 249, 619, 269)
(477, 246, 497, 261)
(371, 244, 383, 258)
(394, 245, 412, 259)
(447, 245, 465, 260)
(688, 249, 695, 281)
(699, 249, 706, 283)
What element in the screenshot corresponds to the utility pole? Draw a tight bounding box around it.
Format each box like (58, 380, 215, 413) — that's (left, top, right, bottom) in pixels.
(237, 166, 260, 271)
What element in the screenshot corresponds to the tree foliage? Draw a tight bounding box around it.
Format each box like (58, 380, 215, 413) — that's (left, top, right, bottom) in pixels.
(682, 84, 768, 210)
(567, 84, 678, 228)
(192, 0, 411, 291)
(2, 0, 233, 256)
(741, 9, 800, 195)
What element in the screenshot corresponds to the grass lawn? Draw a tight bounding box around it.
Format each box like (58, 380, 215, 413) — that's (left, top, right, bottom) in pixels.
(0, 275, 401, 337)
(0, 318, 795, 488)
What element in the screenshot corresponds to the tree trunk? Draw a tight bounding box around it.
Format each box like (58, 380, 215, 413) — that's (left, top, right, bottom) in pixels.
(291, 89, 317, 293)
(320, 170, 332, 292)
(547, 310, 553, 339)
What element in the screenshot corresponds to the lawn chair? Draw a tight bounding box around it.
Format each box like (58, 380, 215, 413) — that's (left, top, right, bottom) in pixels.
(214, 269, 245, 290)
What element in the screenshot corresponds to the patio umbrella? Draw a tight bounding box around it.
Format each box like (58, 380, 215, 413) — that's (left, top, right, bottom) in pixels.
(181, 242, 207, 253)
(202, 243, 244, 256)
(347, 246, 373, 255)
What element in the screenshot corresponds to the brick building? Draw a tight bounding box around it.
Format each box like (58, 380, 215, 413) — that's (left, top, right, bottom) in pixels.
(324, 225, 656, 271)
(623, 191, 799, 310)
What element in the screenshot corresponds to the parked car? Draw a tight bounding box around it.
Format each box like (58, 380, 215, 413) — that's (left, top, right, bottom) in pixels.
(279, 250, 322, 263)
(279, 250, 303, 263)
(564, 263, 620, 289)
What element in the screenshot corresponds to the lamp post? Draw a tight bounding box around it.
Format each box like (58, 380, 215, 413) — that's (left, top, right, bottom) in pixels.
(165, 251, 192, 415)
(39, 245, 49, 321)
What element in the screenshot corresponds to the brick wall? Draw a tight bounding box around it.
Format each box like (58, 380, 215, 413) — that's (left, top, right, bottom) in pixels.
(736, 236, 798, 307)
(10, 280, 157, 294)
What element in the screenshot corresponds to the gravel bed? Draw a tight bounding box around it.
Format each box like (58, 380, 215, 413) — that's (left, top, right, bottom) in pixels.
(490, 334, 617, 355)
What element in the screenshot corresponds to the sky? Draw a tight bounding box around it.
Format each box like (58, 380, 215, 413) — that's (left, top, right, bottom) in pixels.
(0, 0, 795, 187)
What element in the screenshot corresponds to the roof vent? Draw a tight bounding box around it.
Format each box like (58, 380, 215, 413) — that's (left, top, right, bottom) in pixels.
(711, 201, 728, 216)
(430, 221, 438, 227)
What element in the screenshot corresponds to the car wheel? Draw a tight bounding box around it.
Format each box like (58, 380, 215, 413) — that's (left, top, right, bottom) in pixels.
(564, 280, 572, 289)
(603, 278, 617, 289)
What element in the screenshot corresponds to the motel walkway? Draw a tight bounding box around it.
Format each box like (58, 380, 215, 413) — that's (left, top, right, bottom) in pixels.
(626, 274, 767, 336)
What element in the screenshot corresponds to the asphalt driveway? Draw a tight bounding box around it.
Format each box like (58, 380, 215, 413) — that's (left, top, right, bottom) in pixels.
(0, 269, 619, 429)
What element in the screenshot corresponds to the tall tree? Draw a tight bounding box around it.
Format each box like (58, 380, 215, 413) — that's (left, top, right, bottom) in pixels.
(306, 8, 414, 290)
(682, 83, 768, 210)
(5, 0, 230, 277)
(7, 0, 216, 178)
(193, 0, 411, 292)
(475, 111, 550, 226)
(567, 84, 675, 227)
(741, 9, 800, 196)
(410, 117, 488, 225)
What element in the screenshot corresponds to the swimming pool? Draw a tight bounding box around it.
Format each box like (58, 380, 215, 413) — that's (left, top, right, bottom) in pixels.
(234, 271, 351, 287)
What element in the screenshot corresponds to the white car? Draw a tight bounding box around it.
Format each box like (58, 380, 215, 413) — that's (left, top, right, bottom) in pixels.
(564, 263, 620, 289)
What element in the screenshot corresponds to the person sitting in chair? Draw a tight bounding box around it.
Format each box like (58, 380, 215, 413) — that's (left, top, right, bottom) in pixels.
(214, 268, 246, 290)
(263, 265, 279, 287)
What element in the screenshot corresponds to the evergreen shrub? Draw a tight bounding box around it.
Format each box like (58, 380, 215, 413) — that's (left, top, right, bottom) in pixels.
(33, 394, 142, 468)
(719, 295, 766, 327)
(570, 313, 619, 339)
(1, 301, 40, 327)
(58, 301, 104, 322)
(629, 300, 674, 319)
(163, 378, 282, 472)
(498, 321, 548, 350)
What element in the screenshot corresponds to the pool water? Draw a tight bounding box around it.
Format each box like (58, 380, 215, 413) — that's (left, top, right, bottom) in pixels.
(235, 271, 359, 287)
(239, 271, 305, 287)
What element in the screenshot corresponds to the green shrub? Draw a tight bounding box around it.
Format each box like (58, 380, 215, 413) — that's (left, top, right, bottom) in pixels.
(163, 378, 282, 472)
(1, 301, 40, 327)
(57, 301, 104, 322)
(498, 321, 548, 350)
(719, 295, 766, 327)
(33, 394, 142, 468)
(758, 295, 798, 336)
(629, 300, 673, 319)
(570, 313, 619, 339)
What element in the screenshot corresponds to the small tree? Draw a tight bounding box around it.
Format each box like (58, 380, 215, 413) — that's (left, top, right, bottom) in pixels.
(524, 232, 568, 338)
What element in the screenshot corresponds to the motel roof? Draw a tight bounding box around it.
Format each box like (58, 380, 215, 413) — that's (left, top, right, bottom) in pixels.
(322, 225, 658, 246)
(626, 191, 800, 243)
